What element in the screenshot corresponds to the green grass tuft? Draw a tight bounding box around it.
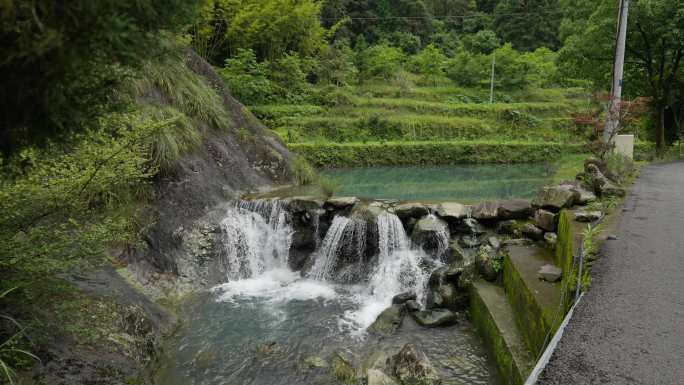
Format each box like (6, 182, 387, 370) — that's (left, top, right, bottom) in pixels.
(134, 56, 232, 130)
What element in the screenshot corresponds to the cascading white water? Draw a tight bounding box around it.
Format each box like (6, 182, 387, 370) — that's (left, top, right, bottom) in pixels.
(428, 213, 451, 260)
(343, 212, 430, 330)
(220, 199, 293, 280)
(217, 200, 437, 333)
(309, 215, 351, 281)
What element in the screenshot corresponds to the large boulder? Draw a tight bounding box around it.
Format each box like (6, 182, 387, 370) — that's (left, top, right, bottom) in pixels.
(286, 196, 324, 213)
(584, 164, 626, 198)
(411, 216, 449, 257)
(456, 218, 486, 235)
(473, 199, 533, 221)
(497, 219, 522, 237)
(394, 203, 430, 220)
(497, 199, 534, 220)
(436, 202, 472, 221)
(532, 185, 578, 211)
(534, 209, 557, 232)
(426, 265, 470, 310)
(412, 309, 458, 328)
(325, 196, 359, 210)
(471, 201, 499, 220)
(369, 305, 406, 336)
(392, 292, 417, 305)
(390, 345, 441, 385)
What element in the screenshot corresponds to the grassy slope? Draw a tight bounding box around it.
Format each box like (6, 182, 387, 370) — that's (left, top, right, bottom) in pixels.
(248, 79, 597, 166)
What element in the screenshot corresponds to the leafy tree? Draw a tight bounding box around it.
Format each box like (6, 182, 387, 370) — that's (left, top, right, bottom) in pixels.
(221, 49, 276, 105)
(317, 40, 359, 86)
(358, 44, 406, 81)
(493, 0, 562, 51)
(491, 43, 532, 89)
(560, 0, 684, 152)
(445, 50, 489, 87)
(268, 53, 315, 103)
(0, 0, 201, 155)
(520, 48, 559, 87)
(192, 0, 325, 61)
(462, 29, 501, 54)
(409, 44, 448, 84)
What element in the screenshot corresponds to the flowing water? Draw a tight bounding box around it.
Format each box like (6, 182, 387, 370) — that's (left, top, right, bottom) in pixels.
(322, 163, 556, 202)
(158, 201, 501, 385)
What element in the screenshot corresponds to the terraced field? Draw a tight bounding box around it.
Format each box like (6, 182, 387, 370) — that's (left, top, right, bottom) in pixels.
(250, 82, 597, 166)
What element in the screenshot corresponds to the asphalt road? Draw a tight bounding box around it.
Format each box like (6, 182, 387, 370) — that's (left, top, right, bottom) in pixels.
(539, 162, 684, 385)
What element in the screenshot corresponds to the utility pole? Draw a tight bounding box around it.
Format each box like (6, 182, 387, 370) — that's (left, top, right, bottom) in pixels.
(603, 0, 630, 142)
(489, 52, 496, 104)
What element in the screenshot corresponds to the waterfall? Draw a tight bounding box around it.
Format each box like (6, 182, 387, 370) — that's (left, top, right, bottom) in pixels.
(367, 212, 428, 303)
(220, 199, 293, 280)
(430, 214, 451, 260)
(308, 216, 351, 281)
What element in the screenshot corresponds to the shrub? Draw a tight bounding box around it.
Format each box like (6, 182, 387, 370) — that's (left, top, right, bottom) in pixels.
(408, 44, 447, 84)
(317, 40, 358, 86)
(358, 44, 406, 81)
(445, 50, 489, 87)
(268, 52, 314, 103)
(462, 30, 501, 54)
(221, 49, 276, 105)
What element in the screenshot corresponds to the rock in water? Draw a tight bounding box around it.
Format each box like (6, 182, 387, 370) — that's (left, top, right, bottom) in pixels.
(331, 352, 357, 383)
(411, 215, 449, 256)
(412, 309, 458, 327)
(497, 199, 534, 219)
(369, 305, 405, 336)
(459, 235, 481, 248)
(304, 356, 328, 368)
(390, 344, 441, 385)
(538, 264, 562, 282)
(394, 203, 430, 220)
(436, 202, 472, 221)
(574, 210, 602, 223)
(455, 217, 486, 235)
(472, 201, 499, 220)
(392, 292, 417, 305)
(325, 196, 359, 209)
(367, 369, 400, 385)
(534, 209, 557, 232)
(404, 300, 421, 313)
(448, 240, 468, 262)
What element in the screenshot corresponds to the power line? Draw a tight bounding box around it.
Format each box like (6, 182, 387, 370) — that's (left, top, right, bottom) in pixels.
(321, 8, 565, 22)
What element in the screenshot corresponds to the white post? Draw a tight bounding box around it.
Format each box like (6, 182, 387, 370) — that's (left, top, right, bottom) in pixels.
(490, 52, 496, 104)
(604, 0, 630, 142)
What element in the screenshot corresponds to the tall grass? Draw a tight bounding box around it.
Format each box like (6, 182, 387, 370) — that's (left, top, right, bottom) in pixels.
(134, 56, 232, 129)
(1, 288, 39, 385)
(141, 106, 202, 171)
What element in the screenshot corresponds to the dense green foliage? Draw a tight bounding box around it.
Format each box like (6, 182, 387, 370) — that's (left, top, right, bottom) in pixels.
(559, 0, 684, 152)
(0, 0, 202, 155)
(290, 141, 589, 168)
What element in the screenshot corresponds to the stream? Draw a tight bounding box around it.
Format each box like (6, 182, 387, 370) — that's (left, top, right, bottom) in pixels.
(158, 189, 503, 385)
